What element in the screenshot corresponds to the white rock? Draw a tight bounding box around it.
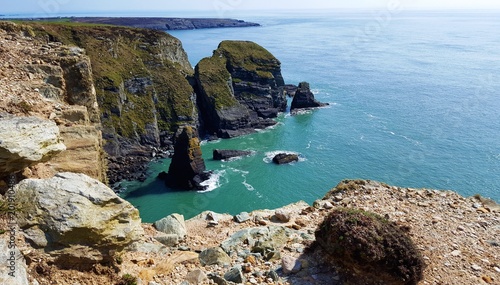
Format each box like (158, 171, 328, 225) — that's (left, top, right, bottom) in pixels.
(0, 114, 66, 174)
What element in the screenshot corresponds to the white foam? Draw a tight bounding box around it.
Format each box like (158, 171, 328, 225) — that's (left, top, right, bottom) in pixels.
(198, 170, 225, 193)
(242, 181, 255, 191)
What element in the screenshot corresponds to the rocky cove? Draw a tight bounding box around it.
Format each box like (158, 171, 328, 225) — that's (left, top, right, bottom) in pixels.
(0, 21, 499, 285)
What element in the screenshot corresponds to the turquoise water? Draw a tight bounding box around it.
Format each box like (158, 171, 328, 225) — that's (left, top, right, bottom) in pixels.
(121, 11, 500, 222)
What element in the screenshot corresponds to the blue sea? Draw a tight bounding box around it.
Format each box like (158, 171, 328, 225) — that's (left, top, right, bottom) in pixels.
(120, 10, 500, 222)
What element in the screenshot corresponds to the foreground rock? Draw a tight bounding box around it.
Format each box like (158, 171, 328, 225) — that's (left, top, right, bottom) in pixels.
(290, 82, 328, 111)
(315, 208, 425, 285)
(272, 153, 299, 164)
(213, 149, 253, 160)
(159, 126, 211, 190)
(14, 172, 144, 268)
(0, 114, 66, 175)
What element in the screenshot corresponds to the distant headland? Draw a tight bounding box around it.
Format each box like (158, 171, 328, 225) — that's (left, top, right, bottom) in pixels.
(6, 17, 260, 30)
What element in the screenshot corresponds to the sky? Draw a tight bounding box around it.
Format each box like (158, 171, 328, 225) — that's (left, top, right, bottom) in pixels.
(1, 0, 499, 17)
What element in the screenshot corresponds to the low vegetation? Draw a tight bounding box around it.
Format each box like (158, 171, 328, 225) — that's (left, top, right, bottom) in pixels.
(315, 208, 425, 285)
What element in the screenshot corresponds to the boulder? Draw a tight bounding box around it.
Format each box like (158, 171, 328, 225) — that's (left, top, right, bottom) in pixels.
(199, 247, 231, 266)
(153, 213, 187, 240)
(0, 114, 66, 175)
(290, 82, 328, 111)
(160, 126, 211, 190)
(272, 153, 299, 165)
(14, 172, 144, 267)
(224, 266, 245, 284)
(213, 149, 252, 161)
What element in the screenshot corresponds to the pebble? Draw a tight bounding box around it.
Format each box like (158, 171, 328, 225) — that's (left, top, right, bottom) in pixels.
(281, 256, 302, 274)
(471, 264, 482, 271)
(275, 209, 291, 222)
(234, 212, 251, 223)
(450, 250, 461, 257)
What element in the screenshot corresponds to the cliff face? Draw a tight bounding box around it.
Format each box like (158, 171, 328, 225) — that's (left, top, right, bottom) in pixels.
(195, 41, 286, 138)
(20, 23, 198, 183)
(0, 22, 106, 183)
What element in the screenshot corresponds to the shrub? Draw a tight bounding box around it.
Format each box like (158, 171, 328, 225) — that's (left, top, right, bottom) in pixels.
(117, 274, 137, 285)
(315, 208, 425, 285)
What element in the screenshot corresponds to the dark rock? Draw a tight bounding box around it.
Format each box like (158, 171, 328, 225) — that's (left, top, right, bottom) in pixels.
(290, 82, 328, 111)
(315, 208, 425, 285)
(213, 149, 253, 160)
(272, 153, 299, 165)
(160, 126, 211, 190)
(224, 266, 245, 284)
(284, 84, 298, 97)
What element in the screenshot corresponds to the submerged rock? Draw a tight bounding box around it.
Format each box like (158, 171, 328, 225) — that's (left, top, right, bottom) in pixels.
(213, 149, 252, 160)
(160, 126, 211, 190)
(14, 172, 144, 268)
(272, 153, 299, 164)
(290, 82, 328, 111)
(0, 114, 66, 175)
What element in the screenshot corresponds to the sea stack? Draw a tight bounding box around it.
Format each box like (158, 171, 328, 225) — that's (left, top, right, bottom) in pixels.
(290, 82, 328, 111)
(160, 126, 211, 190)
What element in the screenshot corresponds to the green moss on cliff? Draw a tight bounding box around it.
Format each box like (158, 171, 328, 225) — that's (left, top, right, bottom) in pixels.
(17, 22, 195, 139)
(216, 40, 279, 79)
(196, 56, 238, 109)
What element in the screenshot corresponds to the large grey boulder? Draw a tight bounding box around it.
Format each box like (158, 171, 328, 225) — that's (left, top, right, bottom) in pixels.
(0, 114, 66, 175)
(154, 213, 187, 240)
(14, 172, 144, 267)
(0, 237, 29, 285)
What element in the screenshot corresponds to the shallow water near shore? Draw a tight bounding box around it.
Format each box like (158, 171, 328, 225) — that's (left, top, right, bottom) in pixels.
(121, 10, 500, 222)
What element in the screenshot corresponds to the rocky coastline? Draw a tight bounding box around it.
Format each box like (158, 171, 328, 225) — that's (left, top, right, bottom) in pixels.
(1, 20, 499, 285)
(13, 17, 260, 31)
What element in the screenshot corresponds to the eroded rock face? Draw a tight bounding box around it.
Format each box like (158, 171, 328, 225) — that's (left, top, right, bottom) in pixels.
(290, 82, 327, 111)
(195, 41, 286, 138)
(160, 126, 211, 190)
(14, 172, 144, 267)
(0, 114, 66, 175)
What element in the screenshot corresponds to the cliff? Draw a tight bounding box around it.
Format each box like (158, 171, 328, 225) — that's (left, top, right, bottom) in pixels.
(195, 40, 287, 138)
(10, 22, 198, 184)
(0, 22, 107, 183)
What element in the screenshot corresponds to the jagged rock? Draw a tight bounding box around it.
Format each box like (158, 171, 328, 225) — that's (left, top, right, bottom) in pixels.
(0, 238, 29, 285)
(153, 214, 187, 240)
(221, 226, 294, 256)
(0, 114, 66, 175)
(234, 212, 251, 223)
(224, 266, 245, 284)
(213, 149, 252, 160)
(14, 172, 144, 268)
(195, 41, 286, 138)
(199, 247, 231, 266)
(160, 126, 211, 190)
(290, 82, 328, 111)
(272, 153, 299, 165)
